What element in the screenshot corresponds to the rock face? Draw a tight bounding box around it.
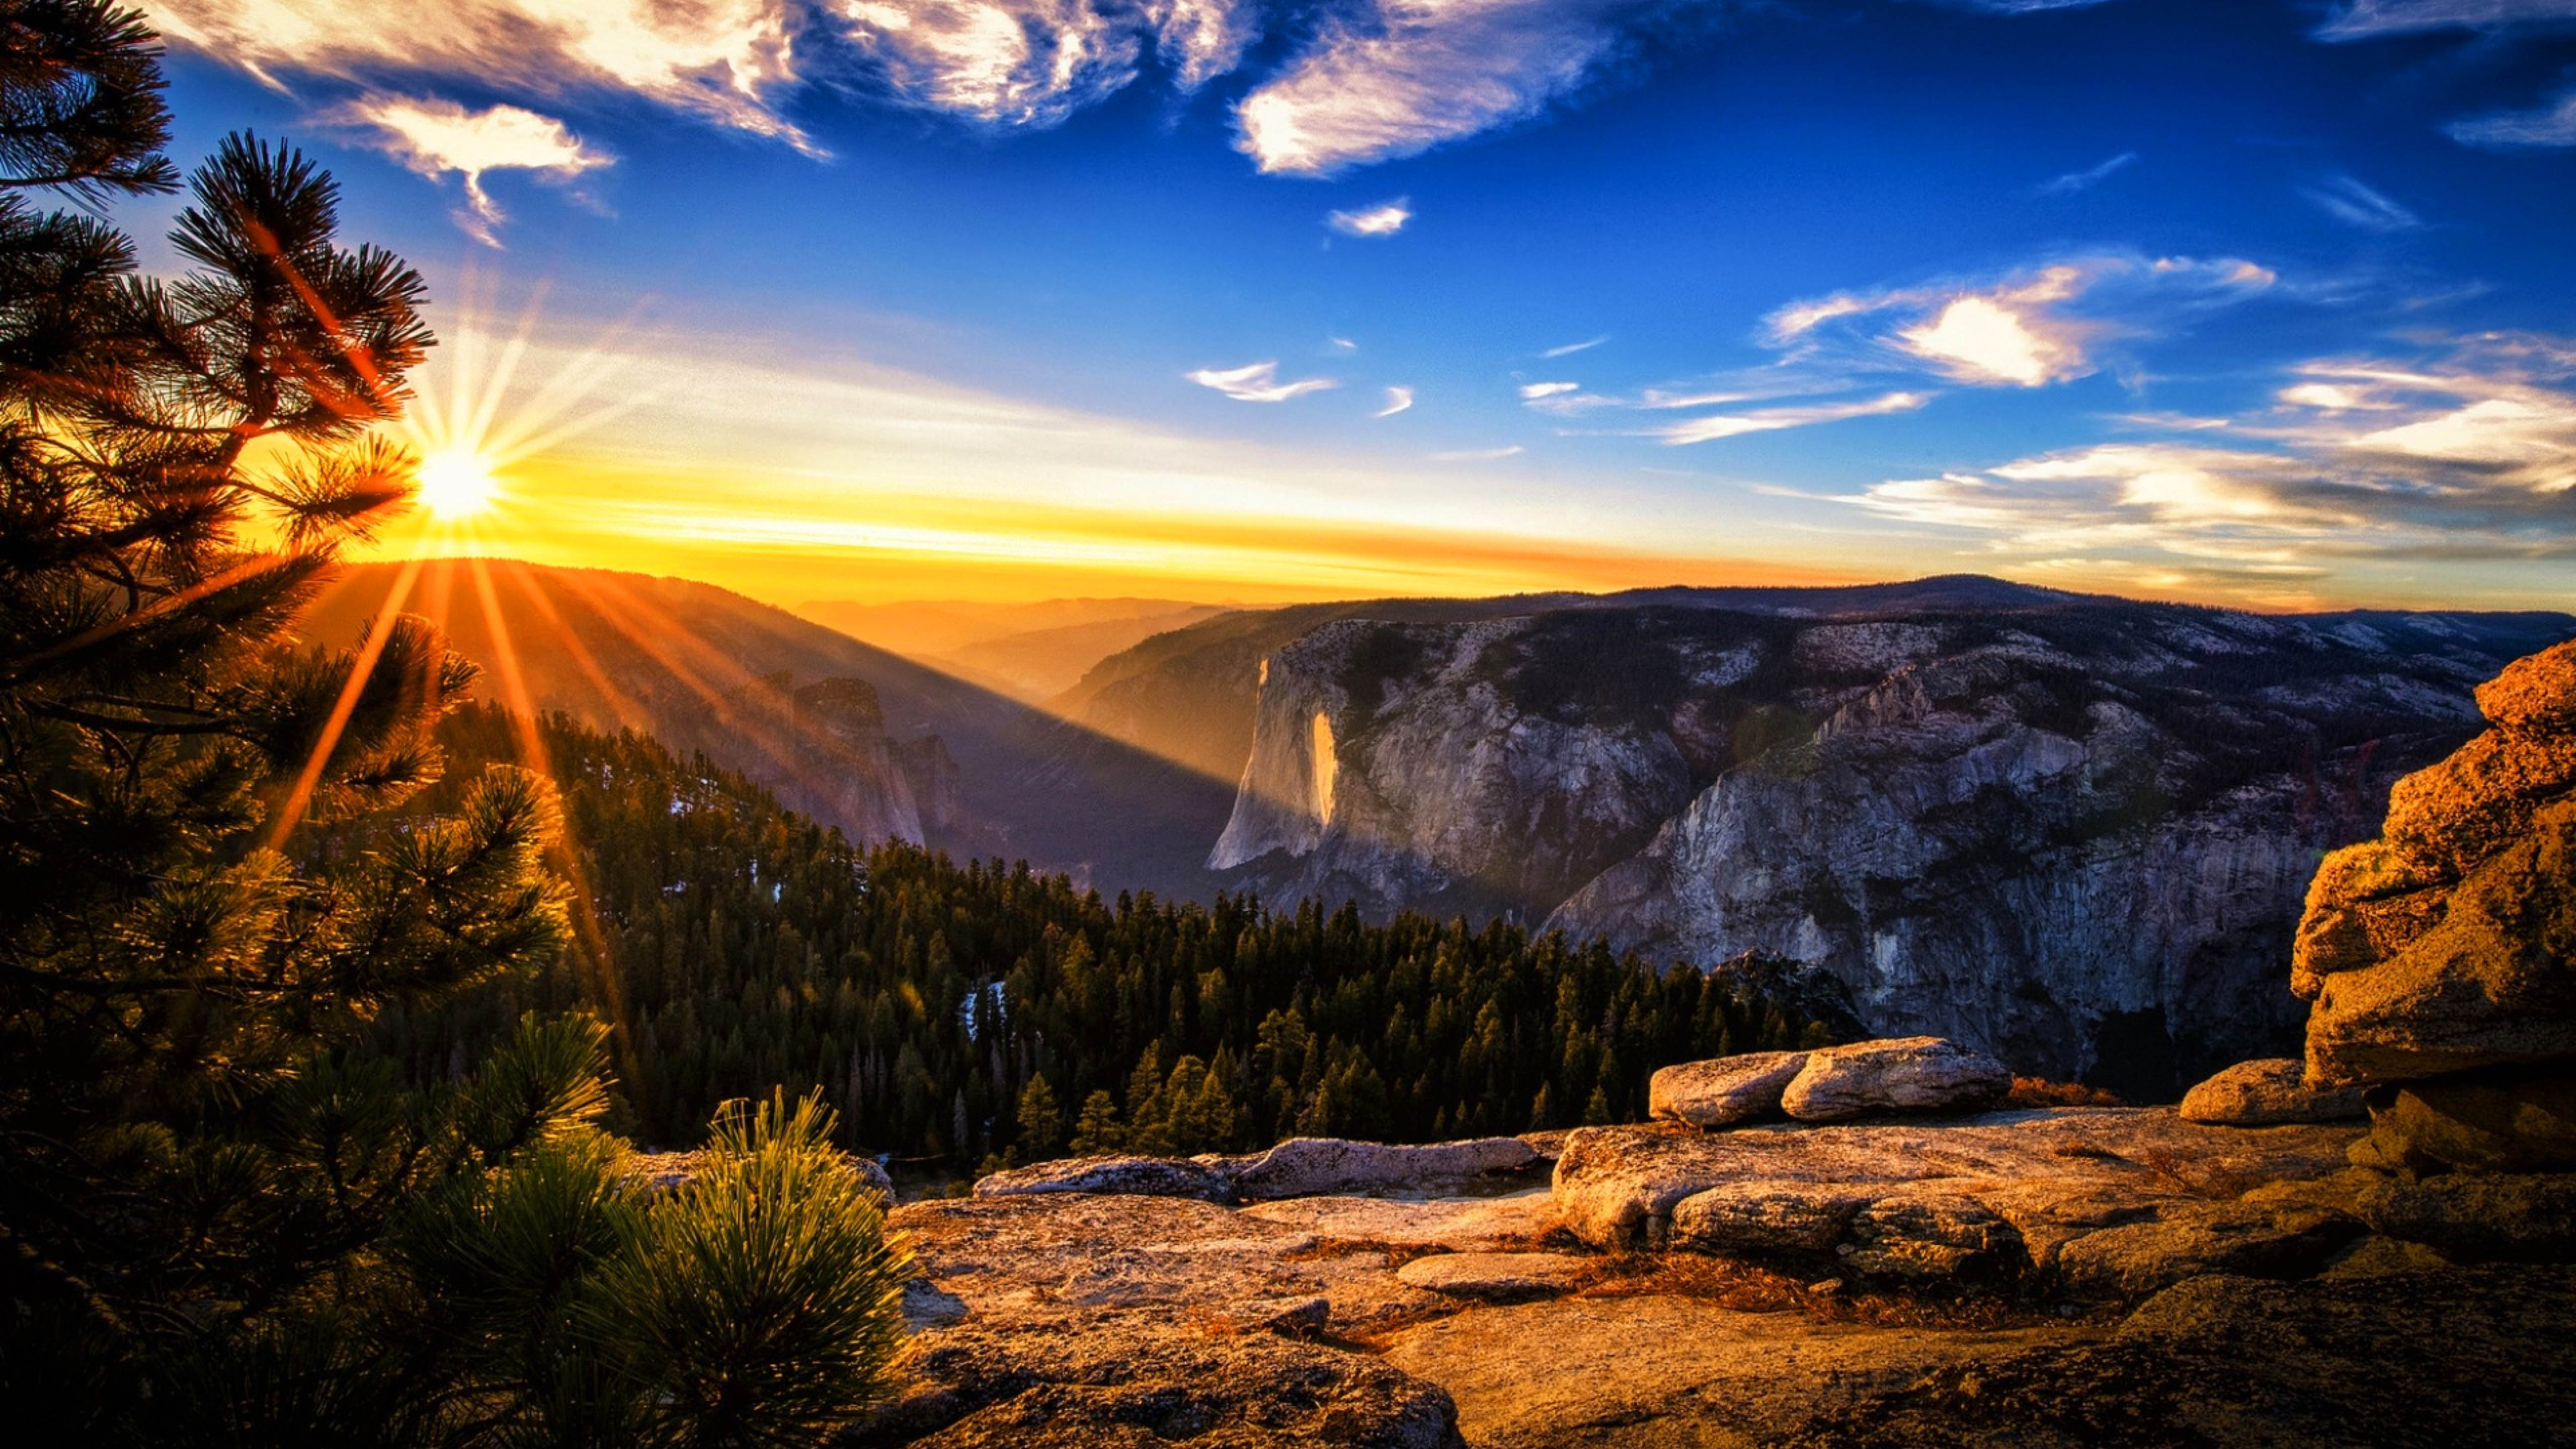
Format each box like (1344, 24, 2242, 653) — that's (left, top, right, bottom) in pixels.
(1178, 589, 2572, 1089)
(2179, 1059, 2367, 1126)
(1649, 1050, 1810, 1128)
(1780, 1037, 2012, 1121)
(2294, 639, 2576, 1171)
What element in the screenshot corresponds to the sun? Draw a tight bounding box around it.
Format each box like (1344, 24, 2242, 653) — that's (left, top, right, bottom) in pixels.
(415, 445, 502, 519)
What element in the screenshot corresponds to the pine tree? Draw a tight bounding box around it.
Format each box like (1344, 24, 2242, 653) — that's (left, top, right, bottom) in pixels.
(1015, 1075, 1064, 1160)
(1069, 1088, 1125, 1155)
(0, 11, 916, 1439)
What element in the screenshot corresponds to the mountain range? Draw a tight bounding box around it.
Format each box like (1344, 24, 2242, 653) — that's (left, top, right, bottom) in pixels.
(308, 560, 2575, 1094)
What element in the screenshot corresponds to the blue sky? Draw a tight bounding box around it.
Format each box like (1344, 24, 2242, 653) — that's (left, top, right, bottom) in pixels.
(141, 1, 2576, 609)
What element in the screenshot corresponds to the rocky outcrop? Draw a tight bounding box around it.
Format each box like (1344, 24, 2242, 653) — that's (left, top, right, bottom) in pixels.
(1648, 1050, 1809, 1128)
(1220, 1136, 1542, 1200)
(2179, 1059, 2367, 1125)
(2295, 639, 2576, 1170)
(1548, 1110, 2360, 1267)
(1782, 1037, 2013, 1120)
(973, 1154, 1236, 1202)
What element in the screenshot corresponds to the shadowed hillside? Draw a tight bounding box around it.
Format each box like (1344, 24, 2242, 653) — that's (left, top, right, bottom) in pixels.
(301, 560, 1237, 897)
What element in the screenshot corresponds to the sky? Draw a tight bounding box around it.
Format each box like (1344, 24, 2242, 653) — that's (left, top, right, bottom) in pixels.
(135, 0, 2576, 611)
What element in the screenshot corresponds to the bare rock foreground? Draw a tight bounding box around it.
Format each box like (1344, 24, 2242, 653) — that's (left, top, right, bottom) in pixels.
(849, 1105, 2576, 1446)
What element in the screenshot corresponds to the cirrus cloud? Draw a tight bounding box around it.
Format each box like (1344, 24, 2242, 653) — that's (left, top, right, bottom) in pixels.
(1187, 359, 1340, 401)
(1327, 197, 1413, 236)
(331, 94, 612, 246)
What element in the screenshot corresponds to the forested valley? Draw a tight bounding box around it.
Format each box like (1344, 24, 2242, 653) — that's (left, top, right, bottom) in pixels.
(357, 704, 1851, 1177)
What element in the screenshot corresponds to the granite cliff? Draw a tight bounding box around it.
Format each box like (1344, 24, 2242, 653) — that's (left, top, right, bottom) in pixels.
(1190, 593, 2574, 1092)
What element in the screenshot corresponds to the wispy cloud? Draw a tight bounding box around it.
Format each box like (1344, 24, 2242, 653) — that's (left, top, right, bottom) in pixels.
(148, 0, 813, 144)
(2448, 86, 2576, 146)
(2304, 173, 2423, 232)
(1186, 360, 1340, 402)
(1844, 335, 2576, 597)
(1326, 197, 1413, 237)
(1519, 380, 1580, 401)
(2314, 0, 2576, 39)
(331, 94, 611, 245)
(1430, 444, 1524, 461)
(1659, 391, 1930, 445)
(1233, 1, 1661, 176)
(1376, 385, 1416, 417)
(1764, 253, 2278, 389)
(2036, 150, 2136, 196)
(1542, 335, 1609, 358)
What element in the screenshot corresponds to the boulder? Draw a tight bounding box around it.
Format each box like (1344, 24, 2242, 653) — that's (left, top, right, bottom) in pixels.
(2475, 639, 2576, 738)
(2381, 728, 2576, 877)
(2306, 797, 2576, 1084)
(2352, 1066, 2576, 1173)
(1395, 1251, 1592, 1302)
(973, 1154, 1235, 1203)
(2049, 1199, 2358, 1299)
(1649, 1051, 1811, 1129)
(2178, 1059, 2367, 1126)
(1781, 1037, 2012, 1121)
(1672, 1182, 1875, 1255)
(1225, 1136, 1541, 1201)
(1836, 1190, 2020, 1279)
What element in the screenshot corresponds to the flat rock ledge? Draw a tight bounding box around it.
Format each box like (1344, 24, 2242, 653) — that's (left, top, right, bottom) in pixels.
(1395, 1251, 1592, 1301)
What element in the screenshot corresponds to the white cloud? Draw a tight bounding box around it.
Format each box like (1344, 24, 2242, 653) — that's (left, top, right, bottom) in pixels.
(1430, 444, 1524, 461)
(1376, 385, 1416, 416)
(2448, 86, 2576, 146)
(1330, 336, 1360, 351)
(1186, 360, 1340, 402)
(2304, 173, 2423, 232)
(2315, 0, 2576, 38)
(332, 95, 611, 245)
(1327, 197, 1413, 237)
(1845, 337, 2576, 592)
(1145, 0, 1260, 89)
(1659, 391, 1929, 445)
(2036, 150, 2136, 196)
(1765, 254, 2277, 389)
(1542, 335, 1609, 358)
(1233, 0, 1661, 176)
(837, 1, 1146, 126)
(147, 0, 811, 142)
(1519, 380, 1580, 400)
